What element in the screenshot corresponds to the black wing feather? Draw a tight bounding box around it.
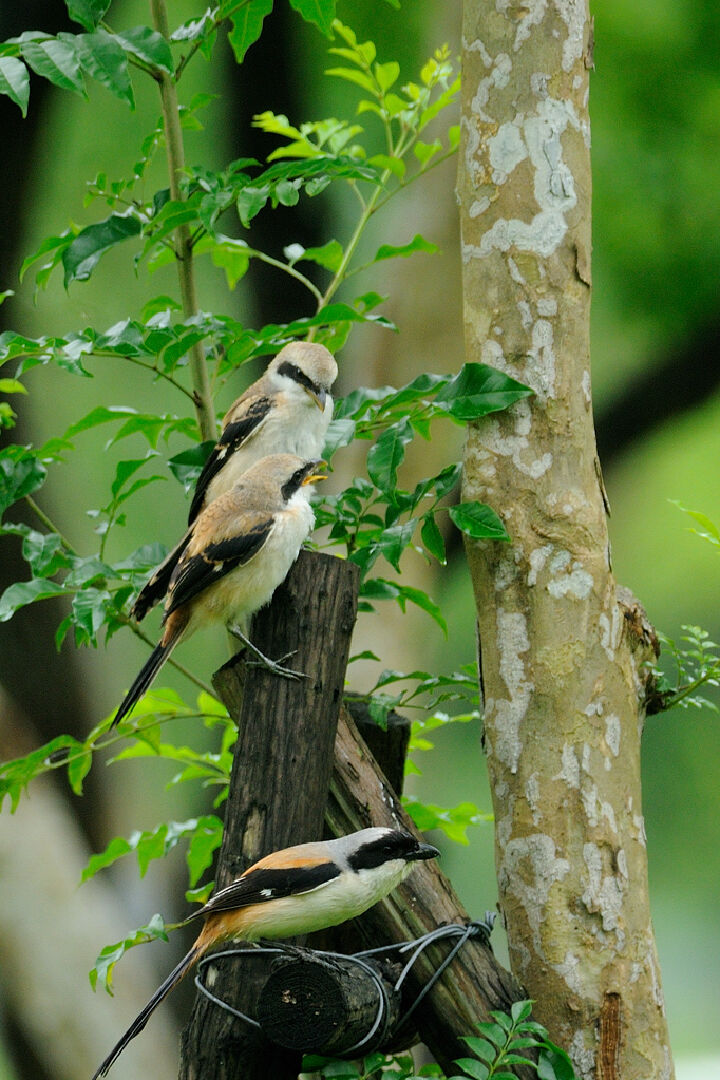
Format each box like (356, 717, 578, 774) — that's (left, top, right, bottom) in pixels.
(188, 396, 273, 524)
(197, 863, 341, 917)
(163, 519, 273, 618)
(130, 532, 192, 621)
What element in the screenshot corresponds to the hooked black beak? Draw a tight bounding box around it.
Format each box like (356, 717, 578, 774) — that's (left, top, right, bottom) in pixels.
(305, 385, 327, 411)
(408, 842, 440, 862)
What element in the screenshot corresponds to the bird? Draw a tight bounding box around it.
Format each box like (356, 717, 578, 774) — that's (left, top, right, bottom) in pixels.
(111, 454, 326, 729)
(131, 341, 337, 623)
(91, 827, 439, 1078)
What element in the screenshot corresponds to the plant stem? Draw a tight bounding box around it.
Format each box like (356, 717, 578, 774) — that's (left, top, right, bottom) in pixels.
(24, 495, 79, 555)
(24, 493, 212, 695)
(149, 0, 215, 443)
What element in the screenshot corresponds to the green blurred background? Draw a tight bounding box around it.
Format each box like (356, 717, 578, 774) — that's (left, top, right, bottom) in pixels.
(0, 1, 718, 1078)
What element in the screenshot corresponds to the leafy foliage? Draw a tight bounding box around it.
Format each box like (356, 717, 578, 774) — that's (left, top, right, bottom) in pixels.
(0, 7, 537, 1060)
(648, 507, 720, 714)
(300, 1001, 580, 1079)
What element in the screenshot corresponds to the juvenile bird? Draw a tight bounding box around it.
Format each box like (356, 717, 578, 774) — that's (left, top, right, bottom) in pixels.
(91, 828, 439, 1079)
(131, 342, 337, 622)
(111, 454, 325, 729)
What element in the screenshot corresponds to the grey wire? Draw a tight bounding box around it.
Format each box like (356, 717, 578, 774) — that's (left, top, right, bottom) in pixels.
(194, 946, 287, 1029)
(191, 917, 495, 1051)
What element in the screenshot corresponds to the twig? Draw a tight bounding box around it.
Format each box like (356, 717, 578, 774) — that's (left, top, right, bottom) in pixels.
(149, 0, 216, 442)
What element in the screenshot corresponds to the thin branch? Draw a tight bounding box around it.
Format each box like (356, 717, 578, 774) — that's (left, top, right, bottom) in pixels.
(24, 495, 79, 555)
(150, 0, 216, 443)
(120, 616, 215, 696)
(251, 250, 324, 302)
(173, 2, 254, 83)
(108, 352, 197, 402)
(23, 494, 213, 695)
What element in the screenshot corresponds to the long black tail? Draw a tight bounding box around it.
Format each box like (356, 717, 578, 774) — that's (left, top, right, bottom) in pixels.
(110, 640, 173, 729)
(91, 944, 201, 1079)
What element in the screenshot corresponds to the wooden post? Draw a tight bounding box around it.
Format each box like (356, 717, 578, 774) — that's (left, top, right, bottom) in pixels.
(344, 694, 410, 797)
(256, 948, 403, 1055)
(178, 551, 358, 1080)
(325, 707, 527, 1075)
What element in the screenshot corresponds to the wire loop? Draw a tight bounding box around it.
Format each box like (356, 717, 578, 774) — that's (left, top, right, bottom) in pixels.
(193, 915, 495, 1055)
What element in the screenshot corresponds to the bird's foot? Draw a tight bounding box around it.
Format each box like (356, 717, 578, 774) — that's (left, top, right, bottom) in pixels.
(228, 627, 308, 681)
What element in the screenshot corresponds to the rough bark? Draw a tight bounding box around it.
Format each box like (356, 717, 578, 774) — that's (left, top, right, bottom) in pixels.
(256, 949, 402, 1055)
(178, 551, 358, 1080)
(324, 708, 525, 1074)
(458, 4, 674, 1079)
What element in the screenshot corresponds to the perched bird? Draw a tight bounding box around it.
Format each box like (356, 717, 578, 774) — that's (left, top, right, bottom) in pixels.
(111, 454, 325, 729)
(91, 828, 439, 1079)
(131, 341, 337, 622)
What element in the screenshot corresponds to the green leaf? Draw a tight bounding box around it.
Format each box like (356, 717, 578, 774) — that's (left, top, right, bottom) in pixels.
(90, 914, 167, 995)
(393, 583, 448, 636)
(511, 1000, 533, 1023)
(322, 417, 356, 459)
(81, 835, 132, 883)
(67, 747, 92, 795)
(367, 152, 405, 179)
(21, 529, 70, 577)
(366, 417, 413, 493)
(434, 363, 533, 421)
(113, 27, 174, 74)
(297, 239, 344, 272)
(453, 1059, 489, 1080)
(404, 799, 489, 844)
(186, 816, 224, 886)
(421, 514, 446, 564)
(70, 30, 134, 107)
(473, 1022, 508, 1048)
(0, 450, 47, 516)
(236, 185, 269, 226)
(537, 1047, 579, 1080)
(0, 57, 30, 116)
(69, 588, 111, 646)
(109, 455, 155, 499)
(414, 138, 442, 167)
(289, 0, 336, 36)
(19, 231, 74, 284)
(62, 212, 141, 286)
(374, 60, 399, 92)
(0, 578, 66, 623)
(326, 65, 376, 94)
(209, 236, 251, 289)
(459, 1038, 496, 1063)
(168, 442, 215, 494)
(228, 0, 274, 63)
(64, 405, 139, 439)
(375, 234, 439, 263)
(449, 502, 509, 542)
(0, 379, 27, 394)
(350, 519, 417, 575)
(19, 37, 86, 96)
(67, 0, 111, 31)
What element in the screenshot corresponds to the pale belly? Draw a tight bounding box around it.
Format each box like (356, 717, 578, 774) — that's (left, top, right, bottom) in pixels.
(186, 502, 314, 636)
(205, 403, 332, 507)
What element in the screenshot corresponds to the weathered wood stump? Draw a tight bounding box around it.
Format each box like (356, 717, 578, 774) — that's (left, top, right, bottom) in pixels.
(256, 949, 402, 1055)
(178, 551, 358, 1080)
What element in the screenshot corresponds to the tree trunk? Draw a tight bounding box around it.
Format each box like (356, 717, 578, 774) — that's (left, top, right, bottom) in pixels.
(458, 4, 675, 1079)
(178, 551, 358, 1080)
(323, 708, 526, 1074)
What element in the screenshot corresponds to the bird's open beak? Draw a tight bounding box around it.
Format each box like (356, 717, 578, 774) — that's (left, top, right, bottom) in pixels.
(409, 842, 441, 862)
(301, 460, 328, 486)
(305, 386, 327, 411)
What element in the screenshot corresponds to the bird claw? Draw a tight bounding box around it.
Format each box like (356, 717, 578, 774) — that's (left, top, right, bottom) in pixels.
(244, 655, 307, 681)
(228, 627, 308, 681)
